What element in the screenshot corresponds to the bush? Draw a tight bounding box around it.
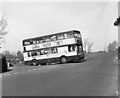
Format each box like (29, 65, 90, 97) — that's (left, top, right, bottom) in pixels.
(0, 56, 8, 73)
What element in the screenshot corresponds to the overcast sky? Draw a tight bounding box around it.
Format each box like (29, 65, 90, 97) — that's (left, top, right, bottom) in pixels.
(0, 1, 118, 53)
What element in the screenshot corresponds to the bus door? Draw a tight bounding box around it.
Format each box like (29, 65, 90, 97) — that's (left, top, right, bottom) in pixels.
(78, 44, 85, 59)
(76, 44, 83, 59)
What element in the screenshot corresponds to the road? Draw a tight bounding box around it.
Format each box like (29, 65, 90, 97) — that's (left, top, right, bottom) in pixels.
(2, 52, 118, 96)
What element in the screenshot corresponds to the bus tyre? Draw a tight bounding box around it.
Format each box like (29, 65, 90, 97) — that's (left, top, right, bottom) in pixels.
(32, 59, 37, 66)
(41, 63, 46, 66)
(60, 56, 67, 64)
(82, 56, 84, 59)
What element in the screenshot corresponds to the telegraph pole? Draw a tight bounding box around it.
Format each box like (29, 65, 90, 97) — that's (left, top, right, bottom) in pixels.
(114, 16, 120, 26)
(114, 16, 120, 59)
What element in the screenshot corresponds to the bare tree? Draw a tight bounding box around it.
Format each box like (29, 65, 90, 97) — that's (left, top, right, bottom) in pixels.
(16, 51, 24, 61)
(103, 43, 107, 52)
(3, 50, 16, 60)
(83, 38, 93, 54)
(107, 40, 118, 51)
(87, 41, 93, 54)
(114, 16, 120, 26)
(83, 38, 89, 54)
(0, 16, 8, 46)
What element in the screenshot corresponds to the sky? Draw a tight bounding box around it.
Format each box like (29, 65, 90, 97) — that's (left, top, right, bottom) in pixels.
(0, 1, 118, 53)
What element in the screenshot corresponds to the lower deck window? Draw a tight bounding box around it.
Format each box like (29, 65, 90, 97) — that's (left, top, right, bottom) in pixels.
(26, 47, 58, 57)
(68, 45, 77, 52)
(78, 45, 83, 52)
(31, 51, 37, 56)
(51, 48, 58, 54)
(28, 52, 31, 57)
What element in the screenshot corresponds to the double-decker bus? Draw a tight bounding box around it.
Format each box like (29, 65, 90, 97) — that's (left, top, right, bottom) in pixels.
(22, 30, 84, 66)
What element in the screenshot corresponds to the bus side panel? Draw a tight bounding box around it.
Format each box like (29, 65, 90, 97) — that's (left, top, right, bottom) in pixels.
(57, 46, 78, 62)
(23, 45, 80, 65)
(23, 52, 33, 62)
(38, 46, 78, 64)
(57, 46, 68, 56)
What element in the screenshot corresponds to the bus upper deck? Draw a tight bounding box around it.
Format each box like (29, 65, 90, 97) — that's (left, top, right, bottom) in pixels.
(23, 30, 81, 47)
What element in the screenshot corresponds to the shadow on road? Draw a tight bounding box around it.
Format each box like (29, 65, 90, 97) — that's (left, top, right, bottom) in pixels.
(1, 69, 13, 73)
(79, 59, 86, 63)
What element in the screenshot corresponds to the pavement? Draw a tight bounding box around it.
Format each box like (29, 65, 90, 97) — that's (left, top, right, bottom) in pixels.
(1, 64, 58, 78)
(1, 52, 118, 96)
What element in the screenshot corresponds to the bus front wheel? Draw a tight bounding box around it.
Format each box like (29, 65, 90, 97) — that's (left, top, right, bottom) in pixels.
(60, 56, 67, 64)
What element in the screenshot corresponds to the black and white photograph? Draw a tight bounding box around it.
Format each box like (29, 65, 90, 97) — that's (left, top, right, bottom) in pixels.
(0, 0, 119, 97)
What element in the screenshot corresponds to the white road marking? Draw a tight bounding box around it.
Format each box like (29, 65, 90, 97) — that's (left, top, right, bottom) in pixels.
(114, 90, 118, 96)
(3, 73, 11, 77)
(28, 70, 32, 72)
(33, 69, 37, 71)
(13, 72, 19, 74)
(113, 56, 118, 64)
(1, 65, 58, 77)
(113, 59, 117, 62)
(2, 72, 19, 77)
(115, 56, 118, 60)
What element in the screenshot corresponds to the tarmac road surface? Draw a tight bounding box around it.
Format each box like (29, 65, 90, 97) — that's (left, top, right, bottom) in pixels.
(2, 52, 118, 96)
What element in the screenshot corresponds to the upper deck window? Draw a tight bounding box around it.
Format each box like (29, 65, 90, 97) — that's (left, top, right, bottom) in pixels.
(33, 40, 37, 44)
(23, 31, 81, 47)
(64, 33, 67, 39)
(73, 31, 81, 38)
(67, 32, 74, 38)
(50, 35, 57, 41)
(36, 40, 39, 44)
(73, 32, 81, 38)
(39, 39, 43, 43)
(57, 34, 64, 40)
(44, 37, 50, 42)
(24, 41, 30, 45)
(77, 34, 81, 38)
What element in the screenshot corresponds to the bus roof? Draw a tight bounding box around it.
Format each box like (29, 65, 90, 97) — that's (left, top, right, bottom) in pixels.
(23, 30, 80, 42)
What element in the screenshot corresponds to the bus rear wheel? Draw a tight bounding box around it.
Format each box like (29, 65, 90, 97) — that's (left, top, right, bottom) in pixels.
(40, 63, 46, 66)
(32, 59, 38, 66)
(60, 56, 67, 64)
